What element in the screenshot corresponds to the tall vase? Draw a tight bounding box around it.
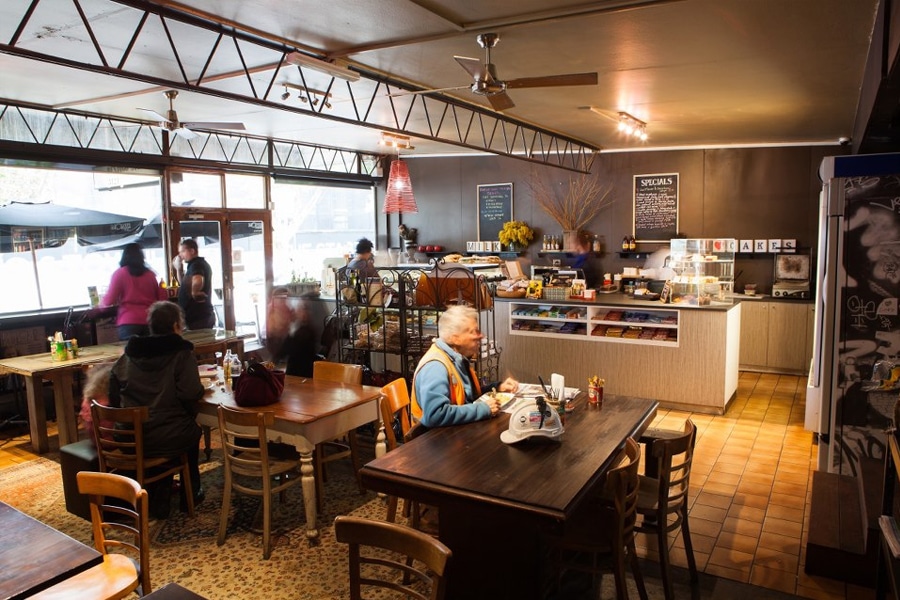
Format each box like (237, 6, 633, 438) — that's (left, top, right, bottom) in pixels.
(563, 230, 579, 251)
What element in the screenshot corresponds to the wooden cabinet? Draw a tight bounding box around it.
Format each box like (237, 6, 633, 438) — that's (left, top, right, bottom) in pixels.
(739, 300, 812, 374)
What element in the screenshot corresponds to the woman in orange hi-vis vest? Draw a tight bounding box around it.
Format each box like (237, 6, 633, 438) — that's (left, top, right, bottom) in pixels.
(411, 305, 519, 427)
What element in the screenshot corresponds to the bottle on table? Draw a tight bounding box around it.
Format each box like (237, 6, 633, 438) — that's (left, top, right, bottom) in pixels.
(223, 349, 233, 383)
(622, 236, 630, 251)
(230, 352, 242, 380)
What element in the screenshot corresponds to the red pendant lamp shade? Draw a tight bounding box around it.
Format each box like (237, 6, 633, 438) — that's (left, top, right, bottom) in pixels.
(382, 159, 418, 214)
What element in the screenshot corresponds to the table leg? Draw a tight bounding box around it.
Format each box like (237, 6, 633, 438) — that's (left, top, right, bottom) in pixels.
(52, 371, 78, 447)
(23, 375, 48, 453)
(299, 448, 319, 539)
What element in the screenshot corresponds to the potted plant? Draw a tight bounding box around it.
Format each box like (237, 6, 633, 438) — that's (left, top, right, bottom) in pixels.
(498, 221, 534, 251)
(528, 172, 614, 250)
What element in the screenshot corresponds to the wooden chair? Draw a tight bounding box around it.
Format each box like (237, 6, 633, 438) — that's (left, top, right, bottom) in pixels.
(546, 437, 647, 600)
(31, 471, 150, 600)
(635, 419, 698, 600)
(380, 377, 421, 526)
(334, 515, 452, 600)
(216, 404, 303, 559)
(312, 360, 365, 509)
(90, 401, 194, 518)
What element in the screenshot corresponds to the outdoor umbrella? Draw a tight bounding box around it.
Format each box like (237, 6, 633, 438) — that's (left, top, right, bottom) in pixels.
(0, 201, 145, 307)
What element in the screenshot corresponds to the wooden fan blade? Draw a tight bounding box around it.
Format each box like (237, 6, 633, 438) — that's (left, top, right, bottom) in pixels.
(138, 108, 168, 122)
(505, 72, 598, 89)
(454, 55, 484, 80)
(487, 92, 515, 112)
(182, 121, 246, 131)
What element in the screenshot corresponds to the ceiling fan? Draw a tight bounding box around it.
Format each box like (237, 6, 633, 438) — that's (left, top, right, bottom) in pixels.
(393, 33, 598, 112)
(138, 90, 246, 139)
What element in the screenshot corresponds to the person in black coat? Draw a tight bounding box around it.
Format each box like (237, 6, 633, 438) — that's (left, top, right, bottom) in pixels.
(109, 301, 205, 517)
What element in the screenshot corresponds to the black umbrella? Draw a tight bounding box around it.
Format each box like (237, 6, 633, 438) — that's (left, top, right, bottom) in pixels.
(0, 201, 145, 307)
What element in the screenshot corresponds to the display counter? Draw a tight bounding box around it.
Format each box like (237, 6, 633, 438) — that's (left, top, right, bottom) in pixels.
(494, 294, 740, 414)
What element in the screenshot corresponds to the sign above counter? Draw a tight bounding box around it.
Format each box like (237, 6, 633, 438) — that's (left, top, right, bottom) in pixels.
(633, 173, 678, 242)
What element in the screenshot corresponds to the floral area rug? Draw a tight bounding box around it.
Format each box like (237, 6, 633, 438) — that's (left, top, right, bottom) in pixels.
(0, 443, 398, 600)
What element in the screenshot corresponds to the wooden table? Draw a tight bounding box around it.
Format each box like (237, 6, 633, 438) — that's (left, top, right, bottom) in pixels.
(0, 501, 102, 599)
(0, 329, 249, 453)
(197, 375, 382, 540)
(359, 393, 658, 599)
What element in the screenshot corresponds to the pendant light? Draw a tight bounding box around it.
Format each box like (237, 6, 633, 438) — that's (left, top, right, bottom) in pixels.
(381, 133, 418, 214)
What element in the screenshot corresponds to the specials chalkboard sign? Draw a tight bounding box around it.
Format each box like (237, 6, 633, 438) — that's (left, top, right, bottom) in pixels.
(477, 183, 513, 242)
(633, 173, 678, 242)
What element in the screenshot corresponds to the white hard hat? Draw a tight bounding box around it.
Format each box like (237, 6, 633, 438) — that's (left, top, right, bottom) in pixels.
(500, 397, 564, 444)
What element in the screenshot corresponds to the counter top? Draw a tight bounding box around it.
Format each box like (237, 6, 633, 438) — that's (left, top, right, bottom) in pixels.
(494, 293, 738, 311)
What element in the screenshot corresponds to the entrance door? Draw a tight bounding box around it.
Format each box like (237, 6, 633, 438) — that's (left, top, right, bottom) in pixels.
(169, 208, 271, 343)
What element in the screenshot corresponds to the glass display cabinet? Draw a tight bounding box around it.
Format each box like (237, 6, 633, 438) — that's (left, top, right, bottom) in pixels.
(667, 238, 735, 306)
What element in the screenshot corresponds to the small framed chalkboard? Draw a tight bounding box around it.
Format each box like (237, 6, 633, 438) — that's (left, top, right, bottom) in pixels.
(633, 173, 678, 242)
(477, 183, 513, 242)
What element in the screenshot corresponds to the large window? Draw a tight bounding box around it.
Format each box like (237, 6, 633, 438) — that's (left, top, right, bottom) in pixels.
(0, 166, 163, 313)
(271, 181, 375, 294)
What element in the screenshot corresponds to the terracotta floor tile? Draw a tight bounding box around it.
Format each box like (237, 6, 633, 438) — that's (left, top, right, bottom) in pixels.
(702, 481, 738, 497)
(690, 503, 728, 523)
(708, 545, 755, 570)
(669, 546, 709, 572)
(737, 479, 773, 496)
(741, 471, 776, 486)
(704, 562, 751, 583)
(763, 516, 803, 539)
(712, 461, 746, 475)
(731, 492, 770, 509)
(750, 565, 799, 595)
(755, 546, 800, 573)
(767, 501, 806, 521)
(715, 531, 760, 554)
(727, 504, 766, 523)
(745, 461, 778, 475)
(721, 516, 763, 538)
(759, 531, 802, 555)
(695, 491, 732, 509)
(673, 531, 717, 555)
(773, 480, 808, 498)
(706, 470, 741, 486)
(687, 516, 725, 538)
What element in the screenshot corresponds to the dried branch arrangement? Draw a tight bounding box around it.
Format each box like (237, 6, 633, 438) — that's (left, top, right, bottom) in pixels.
(528, 171, 614, 231)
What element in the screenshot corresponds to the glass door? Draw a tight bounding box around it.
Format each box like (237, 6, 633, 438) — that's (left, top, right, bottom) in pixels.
(169, 208, 271, 343)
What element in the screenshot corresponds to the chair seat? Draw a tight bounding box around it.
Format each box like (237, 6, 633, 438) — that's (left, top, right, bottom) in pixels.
(30, 553, 139, 600)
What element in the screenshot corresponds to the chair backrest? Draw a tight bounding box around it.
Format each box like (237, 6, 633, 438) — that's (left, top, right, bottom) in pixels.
(90, 401, 151, 480)
(646, 419, 696, 520)
(604, 437, 641, 548)
(313, 360, 363, 384)
(334, 515, 452, 600)
(380, 378, 412, 451)
(77, 471, 150, 594)
(217, 404, 276, 480)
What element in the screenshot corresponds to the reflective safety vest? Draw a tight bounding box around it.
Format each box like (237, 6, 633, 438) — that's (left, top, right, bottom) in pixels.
(411, 343, 481, 421)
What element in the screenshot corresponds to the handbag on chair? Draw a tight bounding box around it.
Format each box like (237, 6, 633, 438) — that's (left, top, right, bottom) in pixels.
(233, 362, 285, 407)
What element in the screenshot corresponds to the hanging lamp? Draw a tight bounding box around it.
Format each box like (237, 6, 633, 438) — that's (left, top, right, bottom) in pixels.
(382, 158, 418, 214)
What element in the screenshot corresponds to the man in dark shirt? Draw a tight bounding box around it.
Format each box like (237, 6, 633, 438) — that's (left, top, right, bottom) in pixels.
(173, 238, 215, 330)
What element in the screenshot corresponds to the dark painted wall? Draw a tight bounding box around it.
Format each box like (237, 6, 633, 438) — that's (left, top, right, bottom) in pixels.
(385, 145, 843, 293)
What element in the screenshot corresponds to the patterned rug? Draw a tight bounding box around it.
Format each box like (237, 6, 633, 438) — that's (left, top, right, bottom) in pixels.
(0, 451, 806, 599)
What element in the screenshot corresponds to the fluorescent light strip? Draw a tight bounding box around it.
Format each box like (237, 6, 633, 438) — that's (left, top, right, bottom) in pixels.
(286, 52, 360, 82)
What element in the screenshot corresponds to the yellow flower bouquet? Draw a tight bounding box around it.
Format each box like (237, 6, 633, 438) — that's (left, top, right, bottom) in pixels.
(498, 221, 534, 249)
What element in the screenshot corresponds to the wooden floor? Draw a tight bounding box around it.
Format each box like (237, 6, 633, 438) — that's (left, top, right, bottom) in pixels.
(0, 372, 878, 599)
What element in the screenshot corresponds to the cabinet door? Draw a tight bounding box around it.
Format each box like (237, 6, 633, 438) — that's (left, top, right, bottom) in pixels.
(805, 304, 815, 371)
(766, 303, 809, 372)
(739, 301, 769, 367)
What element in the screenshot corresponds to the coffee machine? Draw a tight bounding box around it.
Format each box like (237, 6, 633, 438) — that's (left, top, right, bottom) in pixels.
(771, 253, 810, 298)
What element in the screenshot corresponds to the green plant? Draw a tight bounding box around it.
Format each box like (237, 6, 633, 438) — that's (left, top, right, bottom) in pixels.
(498, 221, 534, 247)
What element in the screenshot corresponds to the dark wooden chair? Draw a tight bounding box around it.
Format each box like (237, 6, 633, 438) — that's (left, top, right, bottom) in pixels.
(334, 515, 452, 600)
(90, 401, 194, 518)
(635, 419, 698, 600)
(546, 437, 648, 600)
(216, 404, 303, 559)
(31, 471, 149, 599)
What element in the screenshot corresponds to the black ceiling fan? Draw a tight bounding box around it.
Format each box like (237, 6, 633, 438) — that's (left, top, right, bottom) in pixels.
(428, 32, 598, 112)
(138, 90, 246, 139)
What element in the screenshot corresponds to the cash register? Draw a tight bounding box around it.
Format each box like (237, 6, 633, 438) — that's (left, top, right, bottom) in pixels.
(531, 265, 584, 286)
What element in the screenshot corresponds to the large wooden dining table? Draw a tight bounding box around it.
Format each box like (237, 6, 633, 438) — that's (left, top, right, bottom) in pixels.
(360, 393, 658, 600)
(0, 329, 247, 454)
(0, 500, 102, 599)
(197, 374, 382, 540)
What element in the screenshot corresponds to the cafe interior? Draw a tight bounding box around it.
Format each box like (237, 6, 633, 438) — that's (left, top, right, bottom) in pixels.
(0, 0, 897, 598)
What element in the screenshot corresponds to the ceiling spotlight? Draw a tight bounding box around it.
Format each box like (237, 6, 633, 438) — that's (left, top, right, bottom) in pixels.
(279, 82, 334, 109)
(379, 132, 414, 150)
(617, 112, 648, 142)
(281, 86, 290, 101)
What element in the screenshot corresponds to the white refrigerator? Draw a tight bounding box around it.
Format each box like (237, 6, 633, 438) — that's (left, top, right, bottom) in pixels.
(807, 153, 900, 474)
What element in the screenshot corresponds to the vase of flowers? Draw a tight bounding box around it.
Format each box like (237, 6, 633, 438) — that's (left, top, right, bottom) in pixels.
(498, 221, 534, 252)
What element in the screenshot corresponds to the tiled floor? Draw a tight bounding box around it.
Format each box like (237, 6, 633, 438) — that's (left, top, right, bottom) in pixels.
(0, 372, 880, 598)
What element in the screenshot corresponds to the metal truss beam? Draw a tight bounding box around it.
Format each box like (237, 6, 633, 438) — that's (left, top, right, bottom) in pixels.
(1, 0, 598, 173)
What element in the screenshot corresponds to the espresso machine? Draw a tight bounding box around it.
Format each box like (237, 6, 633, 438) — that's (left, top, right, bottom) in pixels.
(771, 253, 810, 298)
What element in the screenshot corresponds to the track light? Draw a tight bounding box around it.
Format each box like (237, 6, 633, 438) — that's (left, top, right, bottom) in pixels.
(379, 132, 414, 150)
(617, 112, 648, 141)
(285, 52, 360, 82)
(279, 83, 334, 110)
(281, 85, 290, 101)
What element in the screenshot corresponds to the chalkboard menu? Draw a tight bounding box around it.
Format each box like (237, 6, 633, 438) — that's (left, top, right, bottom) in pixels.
(633, 173, 678, 242)
(477, 183, 513, 242)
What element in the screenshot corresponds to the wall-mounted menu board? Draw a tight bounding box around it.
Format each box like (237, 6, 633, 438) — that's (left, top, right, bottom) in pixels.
(477, 183, 513, 241)
(633, 173, 678, 242)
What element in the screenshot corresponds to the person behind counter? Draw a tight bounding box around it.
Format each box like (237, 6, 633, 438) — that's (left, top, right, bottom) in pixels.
(573, 230, 601, 289)
(346, 237, 379, 278)
(100, 243, 168, 340)
(173, 238, 215, 330)
(411, 305, 518, 427)
(108, 301, 205, 518)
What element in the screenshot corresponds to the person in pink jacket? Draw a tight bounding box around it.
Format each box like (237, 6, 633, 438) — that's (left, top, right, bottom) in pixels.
(101, 243, 167, 340)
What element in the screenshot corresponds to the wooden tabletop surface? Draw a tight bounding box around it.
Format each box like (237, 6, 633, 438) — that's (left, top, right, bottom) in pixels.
(0, 501, 102, 600)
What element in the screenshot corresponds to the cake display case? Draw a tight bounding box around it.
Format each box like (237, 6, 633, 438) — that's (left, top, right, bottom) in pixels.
(667, 238, 735, 306)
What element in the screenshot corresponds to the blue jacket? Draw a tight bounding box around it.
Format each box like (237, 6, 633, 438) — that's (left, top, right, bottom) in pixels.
(412, 339, 491, 427)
